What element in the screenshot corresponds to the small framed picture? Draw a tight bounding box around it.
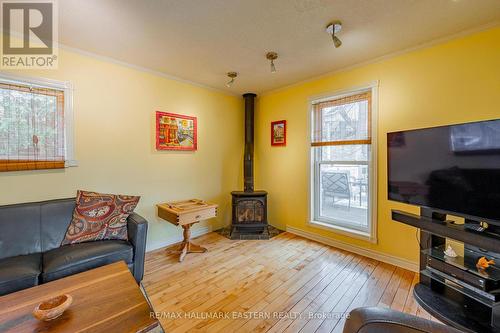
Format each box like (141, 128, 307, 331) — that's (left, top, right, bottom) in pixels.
(156, 111, 197, 151)
(271, 120, 286, 146)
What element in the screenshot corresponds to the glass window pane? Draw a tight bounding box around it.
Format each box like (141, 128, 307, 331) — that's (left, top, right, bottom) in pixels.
(317, 144, 369, 162)
(317, 164, 369, 230)
(320, 100, 369, 141)
(311, 92, 372, 235)
(0, 87, 60, 160)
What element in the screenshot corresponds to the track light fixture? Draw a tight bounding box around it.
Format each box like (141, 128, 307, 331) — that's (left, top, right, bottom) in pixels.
(326, 21, 342, 48)
(266, 52, 278, 73)
(226, 72, 237, 87)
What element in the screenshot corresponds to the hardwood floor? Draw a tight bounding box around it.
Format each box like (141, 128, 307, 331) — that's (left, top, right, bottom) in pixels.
(143, 231, 437, 332)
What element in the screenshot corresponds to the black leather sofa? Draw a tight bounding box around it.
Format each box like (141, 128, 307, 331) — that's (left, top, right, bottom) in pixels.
(0, 198, 148, 296)
(343, 307, 463, 333)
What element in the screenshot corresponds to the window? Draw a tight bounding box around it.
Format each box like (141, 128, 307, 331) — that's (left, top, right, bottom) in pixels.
(0, 75, 73, 172)
(310, 88, 376, 239)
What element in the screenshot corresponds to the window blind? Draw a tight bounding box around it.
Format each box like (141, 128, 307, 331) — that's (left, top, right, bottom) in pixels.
(0, 82, 65, 171)
(311, 91, 371, 147)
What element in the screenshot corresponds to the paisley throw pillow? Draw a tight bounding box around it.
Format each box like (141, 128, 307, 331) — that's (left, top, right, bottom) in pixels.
(61, 190, 140, 245)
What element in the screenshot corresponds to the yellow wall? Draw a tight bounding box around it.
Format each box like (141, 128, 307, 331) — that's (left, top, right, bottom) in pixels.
(0, 47, 243, 250)
(255, 27, 500, 264)
(1, 27, 499, 261)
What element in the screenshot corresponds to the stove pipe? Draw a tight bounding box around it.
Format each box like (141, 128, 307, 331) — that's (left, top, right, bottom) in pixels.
(243, 93, 256, 192)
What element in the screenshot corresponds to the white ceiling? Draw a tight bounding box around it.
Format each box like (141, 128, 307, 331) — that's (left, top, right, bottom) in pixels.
(59, 0, 500, 94)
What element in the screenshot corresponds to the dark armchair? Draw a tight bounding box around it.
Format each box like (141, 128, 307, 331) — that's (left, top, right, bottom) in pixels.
(343, 307, 463, 333)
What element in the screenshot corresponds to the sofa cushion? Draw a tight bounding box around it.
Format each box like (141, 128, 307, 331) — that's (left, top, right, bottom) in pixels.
(42, 240, 133, 282)
(40, 199, 76, 252)
(61, 190, 140, 245)
(0, 253, 41, 296)
(0, 203, 41, 259)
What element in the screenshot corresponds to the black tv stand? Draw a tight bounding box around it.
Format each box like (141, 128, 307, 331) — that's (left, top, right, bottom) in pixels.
(420, 207, 448, 224)
(392, 208, 500, 333)
(464, 222, 486, 233)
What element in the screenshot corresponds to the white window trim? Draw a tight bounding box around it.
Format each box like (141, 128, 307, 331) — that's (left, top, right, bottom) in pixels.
(307, 81, 379, 243)
(0, 73, 77, 167)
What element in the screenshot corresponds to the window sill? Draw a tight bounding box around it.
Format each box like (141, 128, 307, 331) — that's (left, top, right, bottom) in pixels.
(65, 160, 78, 167)
(308, 219, 376, 243)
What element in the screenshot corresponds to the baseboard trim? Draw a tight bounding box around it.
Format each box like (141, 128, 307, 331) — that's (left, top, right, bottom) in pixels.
(286, 226, 418, 272)
(146, 225, 212, 252)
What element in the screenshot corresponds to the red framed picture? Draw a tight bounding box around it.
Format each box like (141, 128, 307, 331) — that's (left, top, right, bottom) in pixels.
(156, 111, 197, 151)
(271, 120, 286, 146)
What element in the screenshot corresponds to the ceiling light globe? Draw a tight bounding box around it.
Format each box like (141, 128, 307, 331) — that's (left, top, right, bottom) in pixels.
(226, 72, 237, 87)
(271, 62, 276, 73)
(333, 36, 342, 48)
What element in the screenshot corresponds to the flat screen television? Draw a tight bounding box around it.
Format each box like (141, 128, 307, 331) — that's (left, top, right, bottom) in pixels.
(387, 119, 500, 224)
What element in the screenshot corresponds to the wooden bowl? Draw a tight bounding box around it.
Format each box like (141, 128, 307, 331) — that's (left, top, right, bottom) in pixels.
(33, 294, 73, 321)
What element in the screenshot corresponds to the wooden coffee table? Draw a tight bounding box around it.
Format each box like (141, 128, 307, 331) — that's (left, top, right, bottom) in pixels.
(0, 261, 161, 333)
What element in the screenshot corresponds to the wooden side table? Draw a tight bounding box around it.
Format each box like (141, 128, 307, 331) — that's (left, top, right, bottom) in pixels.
(157, 199, 218, 262)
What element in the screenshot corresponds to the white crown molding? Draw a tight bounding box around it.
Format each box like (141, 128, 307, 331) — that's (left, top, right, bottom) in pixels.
(261, 21, 500, 96)
(3, 21, 498, 98)
(57, 43, 239, 97)
(0, 29, 236, 96)
(286, 226, 419, 272)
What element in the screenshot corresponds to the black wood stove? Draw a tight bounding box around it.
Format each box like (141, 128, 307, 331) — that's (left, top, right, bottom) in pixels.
(231, 93, 268, 236)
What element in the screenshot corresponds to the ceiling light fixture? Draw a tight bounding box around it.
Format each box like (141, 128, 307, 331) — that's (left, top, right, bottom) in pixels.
(266, 52, 278, 73)
(226, 72, 237, 87)
(326, 21, 342, 48)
